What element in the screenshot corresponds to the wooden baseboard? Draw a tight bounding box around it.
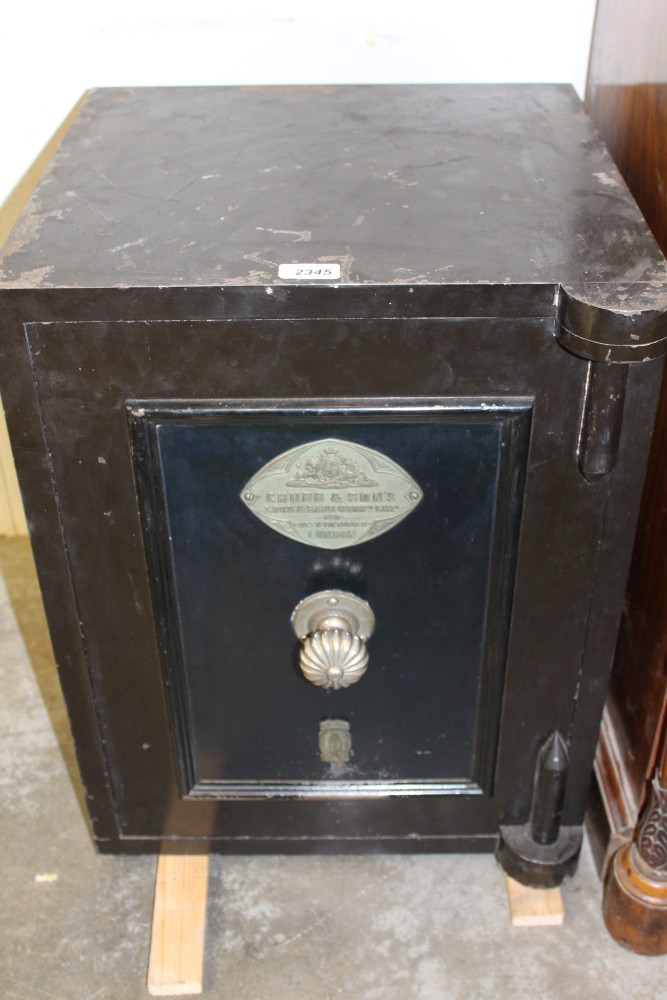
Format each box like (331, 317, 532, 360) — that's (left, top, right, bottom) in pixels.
(586, 702, 639, 877)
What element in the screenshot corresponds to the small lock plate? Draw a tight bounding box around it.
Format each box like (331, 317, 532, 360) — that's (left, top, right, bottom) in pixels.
(318, 720, 352, 765)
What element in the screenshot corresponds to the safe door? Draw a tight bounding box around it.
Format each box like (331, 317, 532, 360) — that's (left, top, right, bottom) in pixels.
(18, 311, 642, 856)
(131, 404, 530, 804)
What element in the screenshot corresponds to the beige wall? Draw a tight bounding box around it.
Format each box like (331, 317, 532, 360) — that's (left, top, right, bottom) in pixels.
(0, 4, 599, 209)
(0, 102, 82, 536)
(0, 410, 27, 535)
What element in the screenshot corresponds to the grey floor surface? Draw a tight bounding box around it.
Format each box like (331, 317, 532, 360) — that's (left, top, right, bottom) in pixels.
(1, 544, 665, 1000)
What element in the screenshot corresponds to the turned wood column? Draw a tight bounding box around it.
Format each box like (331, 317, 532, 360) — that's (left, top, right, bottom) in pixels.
(604, 738, 667, 954)
(586, 0, 667, 954)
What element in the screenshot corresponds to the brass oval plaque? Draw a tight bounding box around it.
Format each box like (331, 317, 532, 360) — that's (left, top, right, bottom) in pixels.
(240, 438, 422, 549)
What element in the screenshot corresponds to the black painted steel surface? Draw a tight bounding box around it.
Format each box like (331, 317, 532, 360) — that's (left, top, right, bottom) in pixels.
(133, 410, 527, 792)
(0, 86, 666, 873)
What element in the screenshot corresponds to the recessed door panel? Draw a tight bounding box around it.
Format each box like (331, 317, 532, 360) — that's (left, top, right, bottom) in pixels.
(132, 402, 531, 800)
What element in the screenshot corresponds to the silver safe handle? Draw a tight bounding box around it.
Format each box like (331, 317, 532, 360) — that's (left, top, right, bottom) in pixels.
(291, 590, 375, 690)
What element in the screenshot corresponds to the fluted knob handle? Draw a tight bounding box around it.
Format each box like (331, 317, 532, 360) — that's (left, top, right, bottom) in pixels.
(291, 590, 375, 690)
(300, 628, 369, 689)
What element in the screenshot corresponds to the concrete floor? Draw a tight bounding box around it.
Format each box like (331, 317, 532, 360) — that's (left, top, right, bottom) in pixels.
(1, 537, 665, 1000)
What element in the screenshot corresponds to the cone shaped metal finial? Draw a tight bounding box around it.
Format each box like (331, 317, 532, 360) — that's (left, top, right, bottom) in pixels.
(531, 732, 569, 846)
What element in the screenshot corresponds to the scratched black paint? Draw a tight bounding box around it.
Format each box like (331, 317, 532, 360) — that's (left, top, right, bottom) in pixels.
(0, 86, 665, 859)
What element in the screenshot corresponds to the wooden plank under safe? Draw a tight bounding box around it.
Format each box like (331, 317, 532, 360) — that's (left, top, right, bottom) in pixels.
(147, 854, 209, 996)
(504, 875, 564, 927)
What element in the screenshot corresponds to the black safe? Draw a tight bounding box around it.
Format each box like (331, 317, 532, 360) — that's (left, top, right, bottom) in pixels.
(1, 85, 666, 886)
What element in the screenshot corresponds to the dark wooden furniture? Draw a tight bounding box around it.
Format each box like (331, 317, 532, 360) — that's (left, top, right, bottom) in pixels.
(585, 0, 667, 953)
(1, 86, 666, 890)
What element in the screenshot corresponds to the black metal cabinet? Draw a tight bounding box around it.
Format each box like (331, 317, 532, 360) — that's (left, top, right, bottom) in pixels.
(1, 86, 666, 886)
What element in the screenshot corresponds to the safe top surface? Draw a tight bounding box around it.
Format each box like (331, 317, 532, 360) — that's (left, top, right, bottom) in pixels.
(1, 83, 667, 309)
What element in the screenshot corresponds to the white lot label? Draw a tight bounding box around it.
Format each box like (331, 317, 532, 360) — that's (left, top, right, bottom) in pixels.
(278, 263, 341, 280)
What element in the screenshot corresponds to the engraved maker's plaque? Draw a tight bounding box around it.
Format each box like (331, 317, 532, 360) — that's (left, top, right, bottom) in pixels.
(240, 438, 422, 549)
